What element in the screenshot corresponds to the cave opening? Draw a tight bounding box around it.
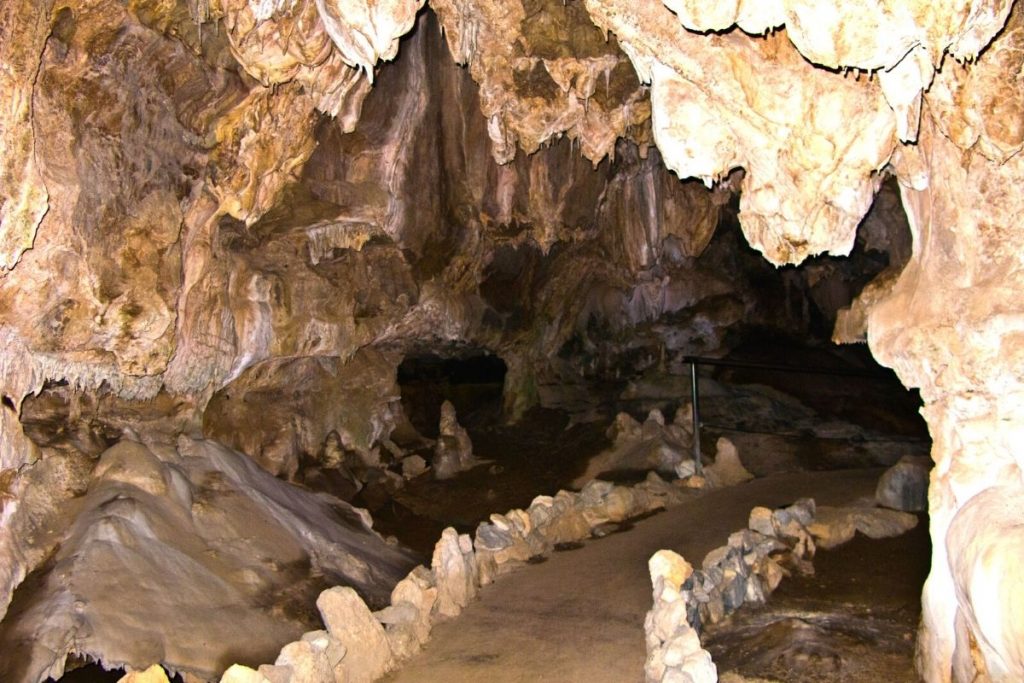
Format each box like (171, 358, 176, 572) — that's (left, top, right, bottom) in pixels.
(396, 351, 508, 439)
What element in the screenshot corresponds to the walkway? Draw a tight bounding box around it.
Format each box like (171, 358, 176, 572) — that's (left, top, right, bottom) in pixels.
(385, 469, 883, 683)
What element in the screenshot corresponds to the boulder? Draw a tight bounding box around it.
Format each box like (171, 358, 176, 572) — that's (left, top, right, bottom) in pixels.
(375, 602, 427, 661)
(649, 550, 693, 597)
(748, 506, 774, 536)
(876, 455, 931, 512)
(219, 665, 270, 683)
(401, 454, 428, 479)
(703, 437, 754, 488)
(388, 565, 437, 645)
(118, 665, 170, 683)
(809, 505, 918, 549)
(274, 638, 334, 683)
(431, 527, 479, 618)
(316, 587, 393, 683)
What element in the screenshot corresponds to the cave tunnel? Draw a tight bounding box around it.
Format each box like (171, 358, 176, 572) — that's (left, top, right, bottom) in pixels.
(1, 2, 1020, 683)
(396, 351, 508, 439)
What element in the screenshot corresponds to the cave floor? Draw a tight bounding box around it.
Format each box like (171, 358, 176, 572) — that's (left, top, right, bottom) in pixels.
(383, 468, 925, 683)
(367, 407, 612, 556)
(370, 343, 930, 559)
(705, 515, 929, 682)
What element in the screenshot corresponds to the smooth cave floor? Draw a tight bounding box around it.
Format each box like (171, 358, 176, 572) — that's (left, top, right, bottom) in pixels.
(384, 468, 926, 683)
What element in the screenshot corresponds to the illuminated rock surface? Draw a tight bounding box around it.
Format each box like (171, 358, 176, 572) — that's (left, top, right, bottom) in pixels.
(0, 0, 1021, 680)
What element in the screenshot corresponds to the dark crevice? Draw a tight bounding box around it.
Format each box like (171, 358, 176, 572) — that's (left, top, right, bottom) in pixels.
(397, 351, 508, 438)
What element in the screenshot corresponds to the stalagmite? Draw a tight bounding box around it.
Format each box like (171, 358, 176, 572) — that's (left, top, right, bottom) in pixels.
(432, 401, 478, 480)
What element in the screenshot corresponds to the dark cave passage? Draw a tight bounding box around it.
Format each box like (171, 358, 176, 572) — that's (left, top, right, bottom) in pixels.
(396, 352, 508, 439)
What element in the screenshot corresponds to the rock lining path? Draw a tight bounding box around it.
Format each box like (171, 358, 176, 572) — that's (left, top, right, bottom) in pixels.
(385, 469, 884, 683)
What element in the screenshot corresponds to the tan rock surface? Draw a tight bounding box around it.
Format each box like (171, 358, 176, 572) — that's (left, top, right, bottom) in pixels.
(431, 0, 651, 164)
(0, 1, 1022, 681)
(0, 439, 415, 682)
(118, 665, 171, 683)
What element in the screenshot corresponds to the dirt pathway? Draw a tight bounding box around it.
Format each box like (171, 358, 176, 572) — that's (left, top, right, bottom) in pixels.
(385, 469, 885, 683)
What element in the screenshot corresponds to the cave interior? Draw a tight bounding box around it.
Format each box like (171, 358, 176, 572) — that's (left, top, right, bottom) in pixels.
(1, 1, 1022, 682)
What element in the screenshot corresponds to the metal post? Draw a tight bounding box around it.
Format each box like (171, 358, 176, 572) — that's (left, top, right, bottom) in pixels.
(690, 360, 702, 475)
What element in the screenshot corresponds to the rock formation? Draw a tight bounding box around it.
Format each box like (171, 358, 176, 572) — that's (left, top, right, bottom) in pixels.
(573, 409, 691, 487)
(646, 488, 920, 683)
(0, 0, 1021, 680)
(876, 455, 932, 512)
(0, 439, 416, 682)
(432, 401, 477, 480)
(702, 437, 754, 489)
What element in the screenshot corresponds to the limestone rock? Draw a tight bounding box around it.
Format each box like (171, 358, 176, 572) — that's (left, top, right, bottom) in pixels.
(809, 505, 918, 550)
(431, 528, 479, 618)
(644, 550, 717, 683)
(748, 507, 775, 537)
(378, 565, 437, 659)
(431, 0, 652, 165)
(220, 665, 271, 683)
(608, 412, 643, 442)
(806, 509, 857, 550)
(400, 455, 428, 479)
(650, 550, 693, 598)
(636, 471, 688, 508)
(575, 410, 690, 486)
(946, 485, 1024, 681)
(433, 401, 477, 480)
(703, 437, 754, 488)
(274, 638, 334, 683)
(205, 350, 401, 479)
(316, 586, 394, 683)
(0, 0, 1022, 680)
(118, 665, 170, 683)
(374, 602, 425, 661)
(586, 0, 897, 264)
(876, 456, 931, 512)
(0, 439, 415, 683)
(683, 475, 709, 490)
(256, 666, 292, 683)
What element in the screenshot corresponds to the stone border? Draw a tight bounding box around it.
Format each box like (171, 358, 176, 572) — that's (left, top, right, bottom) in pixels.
(643, 493, 920, 683)
(201, 472, 695, 683)
(643, 499, 818, 683)
(115, 458, 919, 683)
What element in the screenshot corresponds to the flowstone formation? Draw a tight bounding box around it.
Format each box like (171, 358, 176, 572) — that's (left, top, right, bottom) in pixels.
(0, 0, 1022, 681)
(0, 439, 417, 683)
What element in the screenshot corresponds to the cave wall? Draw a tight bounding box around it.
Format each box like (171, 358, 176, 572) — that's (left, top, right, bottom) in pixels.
(0, 1, 733, 631)
(0, 0, 1021, 681)
(868, 49, 1024, 678)
(583, 3, 1022, 681)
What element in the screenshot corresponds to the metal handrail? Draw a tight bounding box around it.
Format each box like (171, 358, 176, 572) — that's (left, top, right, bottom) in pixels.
(685, 354, 903, 474)
(682, 355, 893, 379)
